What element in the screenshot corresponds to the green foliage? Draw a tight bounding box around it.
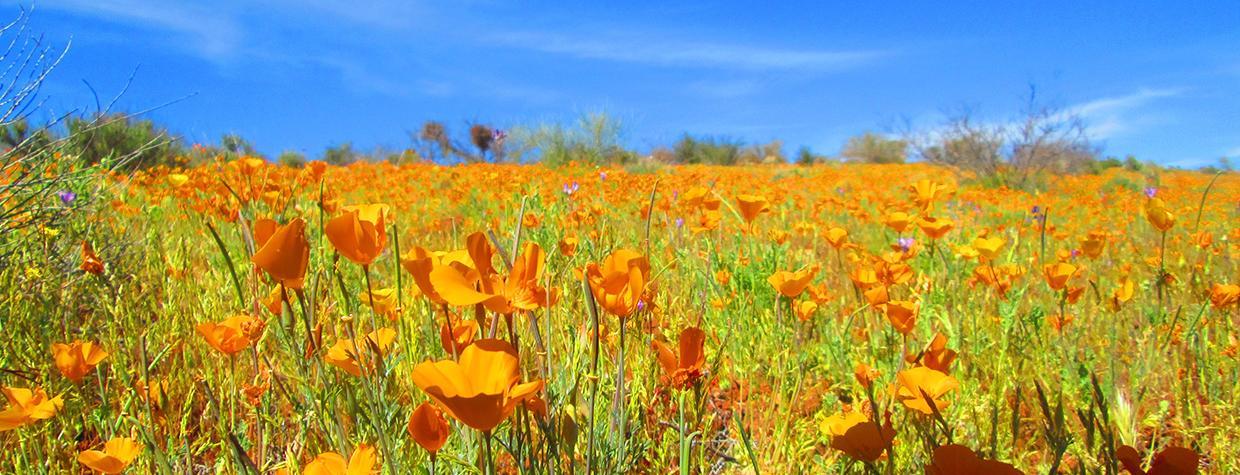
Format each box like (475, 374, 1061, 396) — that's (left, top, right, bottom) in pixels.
(840, 131, 907, 164)
(0, 118, 55, 155)
(277, 150, 307, 168)
(509, 111, 633, 166)
(322, 142, 358, 166)
(65, 113, 186, 170)
(672, 134, 742, 165)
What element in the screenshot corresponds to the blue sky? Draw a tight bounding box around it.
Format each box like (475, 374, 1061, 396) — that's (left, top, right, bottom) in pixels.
(10, 1, 1240, 167)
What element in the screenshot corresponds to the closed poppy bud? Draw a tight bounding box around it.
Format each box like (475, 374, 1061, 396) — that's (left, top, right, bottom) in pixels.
(51, 341, 109, 383)
(1144, 198, 1175, 232)
(81, 241, 105, 275)
(408, 402, 450, 459)
(325, 203, 390, 266)
(883, 300, 918, 334)
(77, 437, 142, 474)
(251, 218, 309, 289)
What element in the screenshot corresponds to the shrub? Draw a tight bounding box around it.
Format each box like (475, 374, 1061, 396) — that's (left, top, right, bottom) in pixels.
(840, 132, 907, 164)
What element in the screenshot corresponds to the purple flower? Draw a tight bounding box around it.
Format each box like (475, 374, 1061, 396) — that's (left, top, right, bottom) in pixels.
(675, 217, 685, 228)
(57, 190, 76, 205)
(1144, 187, 1157, 198)
(897, 237, 915, 252)
(563, 181, 579, 196)
(636, 300, 646, 312)
(1030, 205, 1041, 215)
(492, 129, 507, 143)
(1071, 249, 1081, 258)
(599, 171, 607, 181)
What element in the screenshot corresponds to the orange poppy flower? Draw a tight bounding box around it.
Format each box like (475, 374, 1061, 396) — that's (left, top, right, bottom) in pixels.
(250, 218, 310, 289)
(81, 241, 105, 275)
(325, 203, 390, 266)
(196, 315, 263, 355)
(924, 444, 1024, 475)
(303, 444, 376, 475)
(918, 216, 954, 240)
(77, 436, 142, 474)
(358, 288, 400, 318)
(400, 246, 450, 305)
(768, 266, 818, 298)
(1117, 445, 1198, 475)
(825, 227, 849, 248)
(1109, 276, 1136, 312)
(324, 328, 397, 377)
(408, 402, 450, 459)
(794, 300, 819, 321)
(910, 179, 947, 211)
(920, 333, 957, 373)
(1043, 262, 1078, 291)
(854, 363, 879, 389)
(972, 236, 1004, 262)
(884, 211, 912, 233)
(410, 339, 543, 433)
(828, 411, 896, 462)
(1210, 283, 1239, 309)
(735, 194, 770, 228)
(651, 327, 707, 389)
(585, 249, 650, 318)
(0, 386, 63, 431)
(864, 285, 890, 306)
(895, 367, 959, 415)
(883, 300, 918, 334)
(1081, 230, 1106, 259)
(1144, 198, 1175, 232)
(51, 341, 109, 383)
(429, 237, 553, 314)
(558, 235, 579, 257)
(440, 318, 478, 356)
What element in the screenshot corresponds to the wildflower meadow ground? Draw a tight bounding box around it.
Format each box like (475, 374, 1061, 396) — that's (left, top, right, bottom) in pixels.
(2, 159, 1238, 474)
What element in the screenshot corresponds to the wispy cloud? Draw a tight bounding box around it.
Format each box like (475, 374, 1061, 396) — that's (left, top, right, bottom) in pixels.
(1068, 87, 1184, 139)
(41, 0, 243, 60)
(490, 31, 888, 71)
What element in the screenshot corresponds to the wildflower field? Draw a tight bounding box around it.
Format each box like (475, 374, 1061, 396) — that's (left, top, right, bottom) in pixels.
(2, 159, 1238, 474)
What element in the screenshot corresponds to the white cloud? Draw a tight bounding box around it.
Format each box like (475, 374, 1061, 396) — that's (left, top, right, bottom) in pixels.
(490, 31, 887, 71)
(41, 0, 244, 59)
(1068, 87, 1184, 140)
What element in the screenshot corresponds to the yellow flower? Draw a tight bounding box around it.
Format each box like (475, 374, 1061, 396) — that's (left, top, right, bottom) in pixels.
(51, 341, 109, 383)
(0, 386, 63, 431)
(78, 437, 142, 474)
